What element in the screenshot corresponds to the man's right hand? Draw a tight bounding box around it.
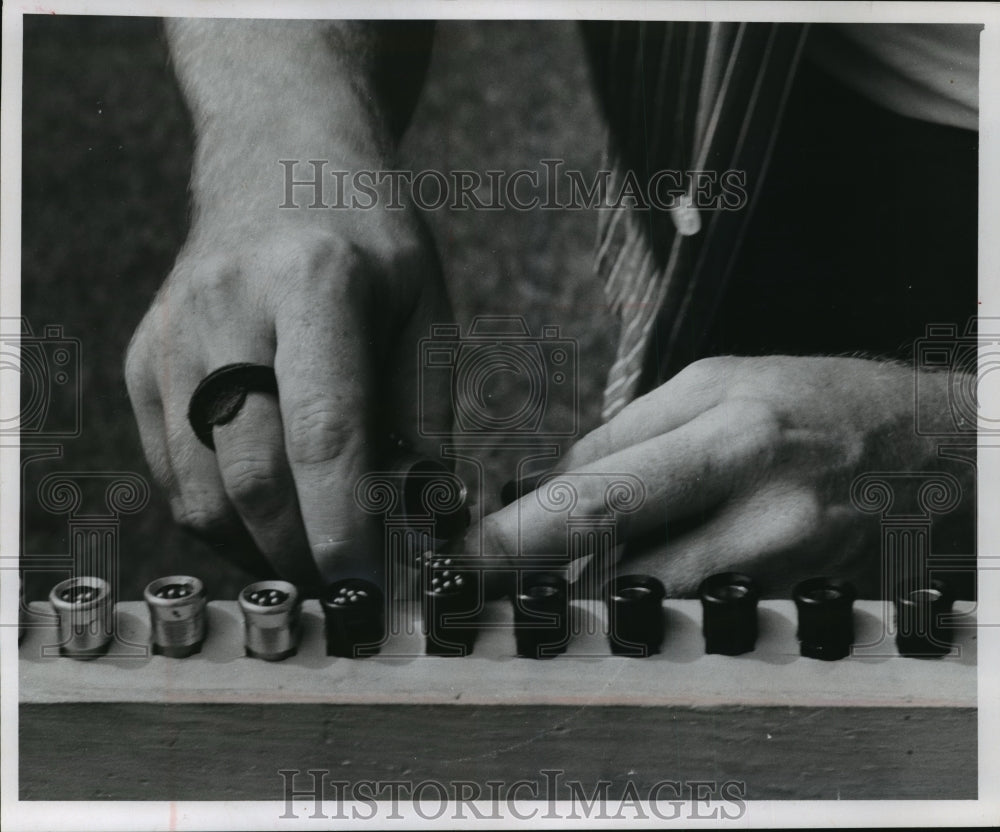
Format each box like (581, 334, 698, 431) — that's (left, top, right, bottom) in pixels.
(124, 19, 448, 588)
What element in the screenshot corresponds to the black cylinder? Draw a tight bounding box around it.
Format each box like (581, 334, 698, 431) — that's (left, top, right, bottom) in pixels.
(699, 572, 760, 656)
(387, 454, 470, 582)
(895, 578, 955, 658)
(423, 556, 479, 656)
(605, 573, 666, 657)
(398, 455, 470, 544)
(513, 572, 569, 659)
(320, 579, 385, 658)
(793, 577, 856, 661)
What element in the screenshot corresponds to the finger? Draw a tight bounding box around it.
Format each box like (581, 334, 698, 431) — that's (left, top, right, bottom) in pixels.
(382, 256, 454, 462)
(621, 483, 858, 597)
(123, 346, 174, 489)
(554, 358, 730, 472)
(274, 280, 380, 585)
(159, 357, 247, 543)
(474, 398, 779, 563)
(162, 403, 277, 579)
(212, 393, 321, 587)
(133, 341, 276, 577)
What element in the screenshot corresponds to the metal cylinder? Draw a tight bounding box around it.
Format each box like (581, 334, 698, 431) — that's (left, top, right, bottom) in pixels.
(605, 573, 666, 657)
(513, 572, 569, 659)
(699, 571, 760, 656)
(239, 580, 302, 661)
(143, 575, 207, 658)
(48, 576, 113, 660)
(895, 578, 955, 658)
(423, 556, 478, 656)
(793, 577, 856, 661)
(320, 578, 385, 658)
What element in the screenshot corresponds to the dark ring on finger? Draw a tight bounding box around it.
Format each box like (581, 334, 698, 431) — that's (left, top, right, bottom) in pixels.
(188, 363, 279, 451)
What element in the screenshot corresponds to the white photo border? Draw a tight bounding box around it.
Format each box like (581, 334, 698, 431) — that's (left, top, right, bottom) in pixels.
(2, 1, 998, 829)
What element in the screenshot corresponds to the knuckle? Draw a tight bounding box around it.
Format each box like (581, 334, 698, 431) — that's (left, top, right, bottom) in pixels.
(724, 397, 785, 452)
(180, 250, 235, 284)
(305, 233, 358, 275)
(773, 488, 825, 543)
(219, 455, 286, 520)
(281, 234, 355, 282)
(172, 498, 234, 539)
(188, 258, 242, 306)
(382, 235, 437, 280)
(159, 253, 245, 321)
(708, 398, 787, 487)
(677, 355, 733, 386)
(319, 244, 373, 308)
(268, 235, 376, 316)
(284, 397, 359, 467)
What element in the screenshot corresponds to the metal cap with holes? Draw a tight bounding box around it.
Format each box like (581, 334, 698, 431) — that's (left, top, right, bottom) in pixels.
(238, 580, 302, 661)
(48, 576, 114, 660)
(320, 578, 385, 658)
(143, 575, 207, 658)
(423, 555, 479, 657)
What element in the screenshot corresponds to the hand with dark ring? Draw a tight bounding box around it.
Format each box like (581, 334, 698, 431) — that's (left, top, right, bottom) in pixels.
(188, 364, 279, 451)
(123, 19, 453, 590)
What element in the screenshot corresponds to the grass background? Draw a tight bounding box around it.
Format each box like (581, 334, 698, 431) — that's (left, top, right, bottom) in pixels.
(20, 17, 615, 601)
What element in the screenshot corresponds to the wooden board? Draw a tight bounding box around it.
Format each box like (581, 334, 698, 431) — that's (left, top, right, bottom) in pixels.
(20, 703, 976, 801)
(18, 599, 977, 801)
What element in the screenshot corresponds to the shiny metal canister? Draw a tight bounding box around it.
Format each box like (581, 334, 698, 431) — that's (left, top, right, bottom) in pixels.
(143, 575, 207, 658)
(238, 580, 301, 661)
(48, 576, 113, 660)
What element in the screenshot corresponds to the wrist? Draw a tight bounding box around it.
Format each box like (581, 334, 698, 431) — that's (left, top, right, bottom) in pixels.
(168, 18, 395, 219)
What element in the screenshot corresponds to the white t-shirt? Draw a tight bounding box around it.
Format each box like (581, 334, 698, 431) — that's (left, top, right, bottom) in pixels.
(807, 24, 981, 131)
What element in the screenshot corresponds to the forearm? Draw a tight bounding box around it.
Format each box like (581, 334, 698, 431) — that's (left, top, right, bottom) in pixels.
(165, 18, 433, 220)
